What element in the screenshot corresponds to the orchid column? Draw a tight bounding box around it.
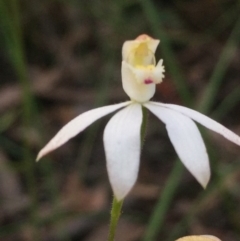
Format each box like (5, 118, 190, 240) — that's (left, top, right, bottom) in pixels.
(104, 34, 165, 201)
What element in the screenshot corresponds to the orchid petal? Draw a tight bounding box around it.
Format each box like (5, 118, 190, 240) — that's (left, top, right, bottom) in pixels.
(145, 102, 210, 188)
(104, 103, 142, 200)
(201, 236, 221, 241)
(176, 236, 221, 241)
(37, 101, 131, 161)
(156, 103, 240, 146)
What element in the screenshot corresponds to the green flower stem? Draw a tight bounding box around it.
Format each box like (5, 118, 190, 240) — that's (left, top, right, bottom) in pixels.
(141, 106, 148, 145)
(108, 197, 124, 241)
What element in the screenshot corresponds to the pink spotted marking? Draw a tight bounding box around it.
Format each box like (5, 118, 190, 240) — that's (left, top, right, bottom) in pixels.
(144, 79, 153, 84)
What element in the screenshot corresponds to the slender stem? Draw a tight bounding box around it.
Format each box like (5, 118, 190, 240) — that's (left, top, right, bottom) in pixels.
(141, 106, 148, 146)
(108, 197, 124, 241)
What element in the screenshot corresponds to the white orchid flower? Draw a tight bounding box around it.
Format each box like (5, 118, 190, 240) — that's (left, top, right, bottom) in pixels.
(37, 34, 240, 201)
(176, 235, 221, 241)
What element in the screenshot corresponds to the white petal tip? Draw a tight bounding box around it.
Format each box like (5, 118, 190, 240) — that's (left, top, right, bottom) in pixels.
(113, 185, 134, 201)
(36, 145, 52, 162)
(114, 195, 124, 202)
(198, 174, 210, 189)
(36, 155, 41, 162)
(113, 189, 131, 201)
(36, 150, 45, 162)
(202, 182, 208, 189)
(110, 175, 136, 201)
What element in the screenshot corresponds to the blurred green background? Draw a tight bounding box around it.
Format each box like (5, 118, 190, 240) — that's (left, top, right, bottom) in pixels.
(0, 0, 240, 240)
